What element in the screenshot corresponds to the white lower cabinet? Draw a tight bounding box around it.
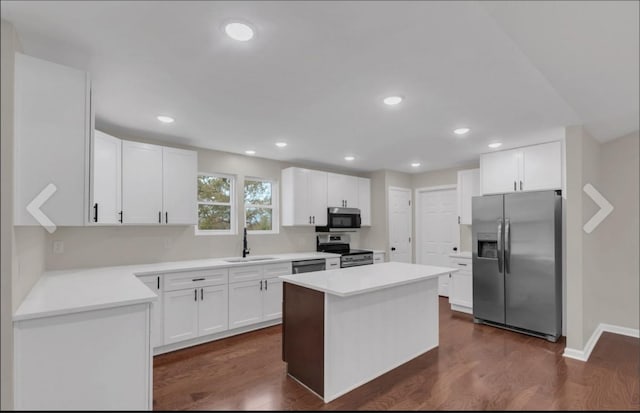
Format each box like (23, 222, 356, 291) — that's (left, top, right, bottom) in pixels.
(438, 275, 450, 297)
(162, 269, 229, 345)
(449, 256, 473, 314)
(138, 274, 164, 348)
(229, 262, 290, 328)
(373, 252, 385, 264)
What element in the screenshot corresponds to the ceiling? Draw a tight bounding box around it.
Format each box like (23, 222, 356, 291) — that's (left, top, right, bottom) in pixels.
(2, 1, 638, 173)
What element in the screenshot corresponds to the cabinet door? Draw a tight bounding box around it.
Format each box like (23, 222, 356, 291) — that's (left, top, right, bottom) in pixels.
(138, 275, 163, 348)
(162, 147, 197, 225)
(90, 131, 121, 224)
(122, 141, 163, 224)
(228, 280, 263, 329)
(373, 253, 384, 264)
(520, 141, 562, 192)
(262, 277, 283, 321)
(163, 288, 198, 344)
(358, 177, 371, 226)
(14, 53, 89, 226)
(451, 271, 473, 309)
(327, 173, 358, 208)
(309, 170, 328, 226)
(438, 274, 450, 297)
(198, 285, 228, 336)
(281, 167, 310, 226)
(457, 169, 480, 225)
(480, 150, 518, 195)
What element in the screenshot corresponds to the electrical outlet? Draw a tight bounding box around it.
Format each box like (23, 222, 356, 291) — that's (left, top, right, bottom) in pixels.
(53, 240, 64, 254)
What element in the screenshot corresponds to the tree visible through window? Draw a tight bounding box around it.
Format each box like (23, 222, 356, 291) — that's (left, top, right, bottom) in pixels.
(244, 178, 277, 232)
(197, 174, 234, 232)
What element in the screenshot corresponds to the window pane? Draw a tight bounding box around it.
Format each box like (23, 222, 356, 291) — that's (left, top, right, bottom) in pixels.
(244, 180, 272, 206)
(198, 205, 231, 230)
(246, 207, 272, 231)
(198, 175, 230, 203)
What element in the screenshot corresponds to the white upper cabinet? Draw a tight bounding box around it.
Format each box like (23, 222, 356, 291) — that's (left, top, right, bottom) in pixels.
(327, 173, 359, 208)
(457, 169, 479, 225)
(480, 150, 519, 195)
(14, 53, 91, 226)
(520, 141, 562, 192)
(281, 167, 327, 226)
(90, 131, 122, 224)
(480, 141, 562, 195)
(162, 147, 197, 225)
(122, 141, 163, 224)
(358, 177, 371, 226)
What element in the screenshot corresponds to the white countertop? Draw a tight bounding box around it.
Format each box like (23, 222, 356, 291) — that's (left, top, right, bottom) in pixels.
(13, 251, 340, 322)
(449, 251, 472, 259)
(279, 262, 457, 297)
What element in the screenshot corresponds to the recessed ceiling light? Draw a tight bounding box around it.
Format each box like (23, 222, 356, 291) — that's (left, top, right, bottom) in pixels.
(488, 142, 502, 149)
(453, 127, 470, 135)
(225, 22, 254, 42)
(383, 96, 403, 106)
(275, 142, 287, 148)
(411, 162, 421, 167)
(245, 150, 256, 155)
(157, 115, 174, 123)
(344, 156, 355, 161)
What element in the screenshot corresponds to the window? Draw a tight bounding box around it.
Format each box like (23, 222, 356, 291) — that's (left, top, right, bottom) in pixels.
(244, 178, 278, 233)
(196, 173, 235, 234)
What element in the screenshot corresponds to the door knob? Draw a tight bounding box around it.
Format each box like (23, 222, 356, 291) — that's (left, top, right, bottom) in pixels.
(391, 247, 396, 251)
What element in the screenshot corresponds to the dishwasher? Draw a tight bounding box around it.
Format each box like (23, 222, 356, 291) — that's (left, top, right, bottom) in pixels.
(291, 259, 326, 274)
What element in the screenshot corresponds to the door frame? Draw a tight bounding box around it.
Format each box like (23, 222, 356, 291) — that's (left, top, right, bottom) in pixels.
(414, 184, 459, 265)
(387, 186, 413, 263)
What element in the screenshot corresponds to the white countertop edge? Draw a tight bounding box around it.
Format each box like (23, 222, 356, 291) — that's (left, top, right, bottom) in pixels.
(13, 295, 157, 322)
(280, 263, 458, 297)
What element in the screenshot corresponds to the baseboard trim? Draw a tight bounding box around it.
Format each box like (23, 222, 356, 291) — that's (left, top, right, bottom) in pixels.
(563, 323, 640, 362)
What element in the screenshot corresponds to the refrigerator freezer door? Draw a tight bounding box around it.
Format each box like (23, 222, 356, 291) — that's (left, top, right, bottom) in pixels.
(472, 195, 505, 324)
(504, 191, 561, 337)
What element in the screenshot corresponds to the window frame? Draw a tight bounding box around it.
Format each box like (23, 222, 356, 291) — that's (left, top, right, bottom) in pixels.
(243, 176, 279, 235)
(195, 172, 237, 236)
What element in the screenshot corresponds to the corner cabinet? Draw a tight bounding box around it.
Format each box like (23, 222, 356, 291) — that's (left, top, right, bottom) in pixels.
(480, 141, 562, 195)
(14, 53, 91, 226)
(281, 167, 328, 226)
(457, 169, 480, 225)
(358, 177, 372, 226)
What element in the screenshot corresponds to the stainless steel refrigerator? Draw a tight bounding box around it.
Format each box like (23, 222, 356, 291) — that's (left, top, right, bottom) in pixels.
(472, 190, 562, 341)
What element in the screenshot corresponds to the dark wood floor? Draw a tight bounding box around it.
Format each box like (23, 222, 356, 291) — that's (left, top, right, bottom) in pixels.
(153, 298, 640, 410)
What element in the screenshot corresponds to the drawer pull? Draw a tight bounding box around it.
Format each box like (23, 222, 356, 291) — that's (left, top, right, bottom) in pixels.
(457, 263, 468, 266)
(192, 278, 205, 282)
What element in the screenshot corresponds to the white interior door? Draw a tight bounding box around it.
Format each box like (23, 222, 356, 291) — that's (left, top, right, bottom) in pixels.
(417, 188, 458, 296)
(388, 187, 412, 263)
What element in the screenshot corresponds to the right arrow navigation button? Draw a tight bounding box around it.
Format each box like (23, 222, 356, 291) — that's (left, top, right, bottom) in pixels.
(583, 183, 613, 234)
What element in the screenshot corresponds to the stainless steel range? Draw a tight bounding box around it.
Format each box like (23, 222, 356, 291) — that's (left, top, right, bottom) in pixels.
(316, 234, 373, 267)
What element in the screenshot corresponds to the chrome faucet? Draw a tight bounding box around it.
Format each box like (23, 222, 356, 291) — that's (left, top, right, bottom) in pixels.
(242, 227, 250, 258)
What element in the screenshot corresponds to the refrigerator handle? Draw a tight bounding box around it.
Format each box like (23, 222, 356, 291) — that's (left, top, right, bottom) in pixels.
(505, 218, 511, 274)
(497, 219, 503, 273)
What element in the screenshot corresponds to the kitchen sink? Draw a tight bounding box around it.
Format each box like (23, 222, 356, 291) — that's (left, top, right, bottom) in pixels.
(224, 257, 277, 263)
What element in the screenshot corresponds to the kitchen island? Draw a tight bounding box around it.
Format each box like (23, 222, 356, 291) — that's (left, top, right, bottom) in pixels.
(280, 261, 457, 402)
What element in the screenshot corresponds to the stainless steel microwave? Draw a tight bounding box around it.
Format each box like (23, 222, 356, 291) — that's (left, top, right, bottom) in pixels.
(315, 207, 361, 232)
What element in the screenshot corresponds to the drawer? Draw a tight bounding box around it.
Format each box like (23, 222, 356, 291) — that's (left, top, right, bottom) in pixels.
(373, 254, 384, 264)
(163, 268, 228, 292)
(326, 257, 340, 270)
(264, 262, 292, 278)
(229, 265, 264, 284)
(450, 257, 472, 270)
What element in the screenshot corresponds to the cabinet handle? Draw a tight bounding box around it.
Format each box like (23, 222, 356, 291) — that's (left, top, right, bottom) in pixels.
(458, 263, 467, 266)
(194, 289, 197, 301)
(157, 276, 160, 289)
(158, 211, 161, 223)
(166, 212, 168, 224)
(309, 216, 312, 224)
(201, 288, 204, 300)
(260, 280, 263, 291)
(513, 181, 516, 191)
(119, 211, 123, 223)
(265, 279, 268, 290)
(93, 203, 98, 223)
(312, 216, 315, 224)
(520, 180, 523, 191)
(192, 278, 205, 282)
(458, 216, 460, 224)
